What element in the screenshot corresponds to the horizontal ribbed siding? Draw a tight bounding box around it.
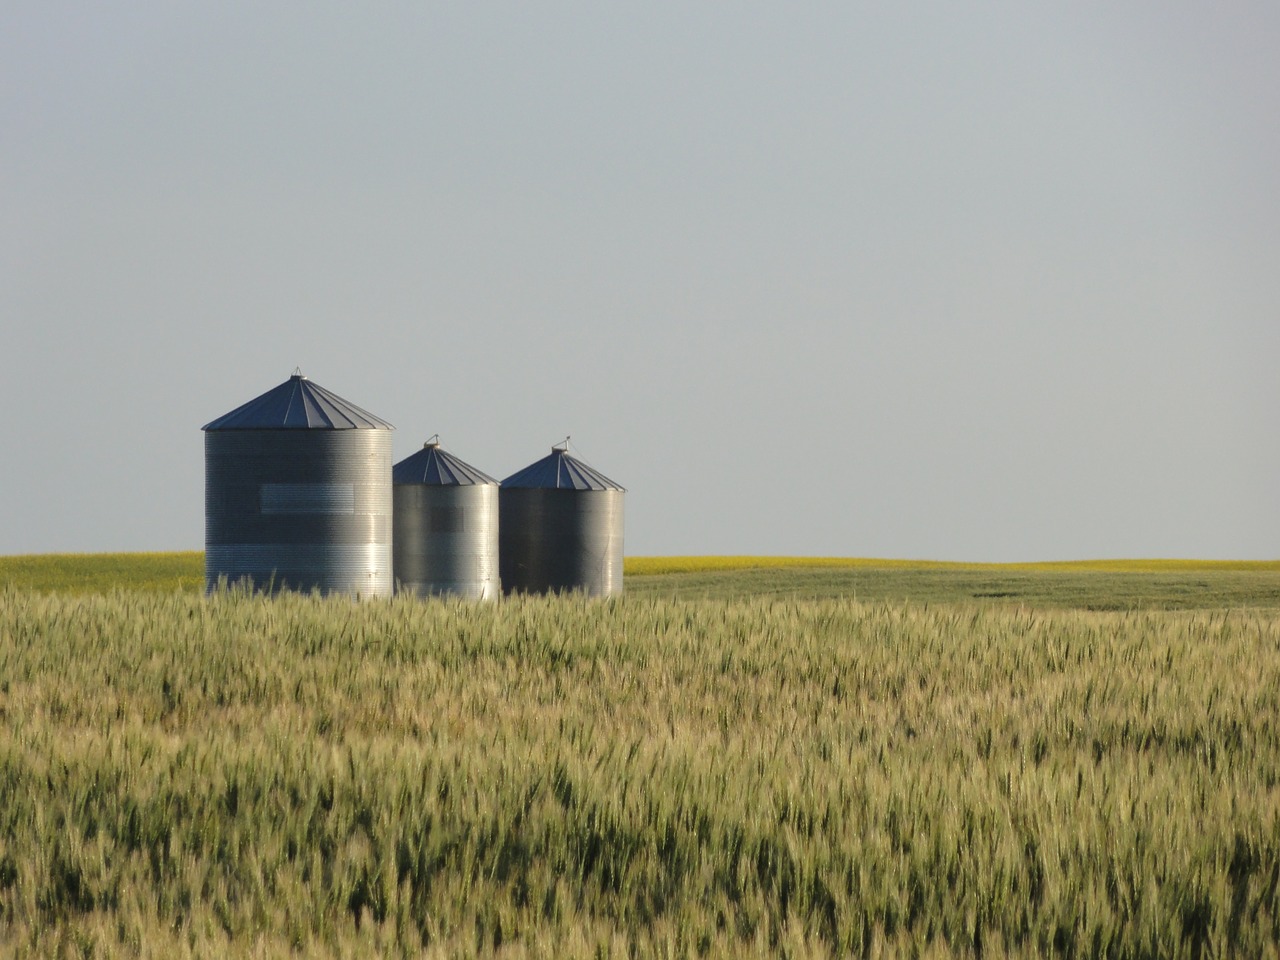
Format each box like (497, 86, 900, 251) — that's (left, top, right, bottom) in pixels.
(394, 579, 501, 601)
(205, 544, 391, 596)
(260, 483, 356, 515)
(499, 488, 623, 597)
(205, 430, 392, 597)
(393, 484, 499, 600)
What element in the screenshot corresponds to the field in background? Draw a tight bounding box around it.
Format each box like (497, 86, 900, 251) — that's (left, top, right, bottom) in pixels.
(626, 556, 1280, 574)
(1, 587, 1278, 957)
(630, 561, 1280, 609)
(0, 552, 205, 594)
(2, 553, 1278, 609)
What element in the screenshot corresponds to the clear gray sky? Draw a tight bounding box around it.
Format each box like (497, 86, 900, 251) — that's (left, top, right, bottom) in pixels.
(3, 3, 1277, 560)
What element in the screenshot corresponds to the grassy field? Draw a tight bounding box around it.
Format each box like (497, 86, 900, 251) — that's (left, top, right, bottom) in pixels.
(0, 552, 206, 594)
(1, 558, 1279, 957)
(2, 553, 1278, 609)
(631, 562, 1280, 609)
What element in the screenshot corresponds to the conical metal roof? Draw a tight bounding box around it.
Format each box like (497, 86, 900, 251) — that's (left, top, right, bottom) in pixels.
(202, 374, 394, 431)
(501, 446, 625, 491)
(393, 440, 497, 486)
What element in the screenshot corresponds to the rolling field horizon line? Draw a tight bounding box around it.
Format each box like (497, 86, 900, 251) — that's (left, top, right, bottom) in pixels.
(1, 551, 1278, 574)
(1, 551, 1278, 601)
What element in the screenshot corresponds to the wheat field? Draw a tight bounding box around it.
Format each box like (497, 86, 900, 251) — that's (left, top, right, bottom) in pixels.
(2, 582, 1278, 957)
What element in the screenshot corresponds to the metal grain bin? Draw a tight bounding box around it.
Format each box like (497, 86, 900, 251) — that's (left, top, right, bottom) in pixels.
(393, 439, 500, 600)
(499, 444, 625, 597)
(202, 373, 394, 597)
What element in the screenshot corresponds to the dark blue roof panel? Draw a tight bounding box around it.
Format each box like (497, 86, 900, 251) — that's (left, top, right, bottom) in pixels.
(501, 448, 624, 491)
(393, 442, 497, 486)
(202, 375, 394, 430)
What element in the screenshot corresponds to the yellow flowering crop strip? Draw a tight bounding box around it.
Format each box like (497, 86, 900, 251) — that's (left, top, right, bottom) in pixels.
(0, 551, 204, 593)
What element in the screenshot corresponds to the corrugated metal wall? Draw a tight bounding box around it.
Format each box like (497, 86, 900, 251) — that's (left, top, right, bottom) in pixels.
(394, 483, 499, 599)
(499, 488, 624, 596)
(204, 430, 393, 597)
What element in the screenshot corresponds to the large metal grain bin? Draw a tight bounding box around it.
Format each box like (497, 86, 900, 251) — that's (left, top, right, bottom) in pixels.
(202, 373, 394, 597)
(499, 444, 625, 597)
(393, 439, 500, 600)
